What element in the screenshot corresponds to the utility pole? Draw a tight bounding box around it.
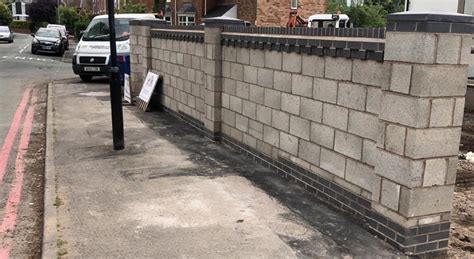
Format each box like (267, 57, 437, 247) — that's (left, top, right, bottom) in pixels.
(107, 0, 125, 150)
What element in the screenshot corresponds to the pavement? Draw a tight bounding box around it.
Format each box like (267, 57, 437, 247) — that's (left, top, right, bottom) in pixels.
(43, 80, 403, 258)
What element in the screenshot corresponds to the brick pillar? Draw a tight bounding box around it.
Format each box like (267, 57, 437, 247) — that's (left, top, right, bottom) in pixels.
(202, 26, 223, 138)
(375, 13, 473, 255)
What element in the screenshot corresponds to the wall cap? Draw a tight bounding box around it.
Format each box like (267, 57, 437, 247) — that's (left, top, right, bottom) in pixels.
(386, 12, 474, 33)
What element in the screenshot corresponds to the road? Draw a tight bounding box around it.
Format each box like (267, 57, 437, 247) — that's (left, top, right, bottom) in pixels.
(0, 33, 74, 258)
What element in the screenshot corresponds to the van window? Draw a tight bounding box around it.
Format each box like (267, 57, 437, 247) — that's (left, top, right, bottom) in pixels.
(82, 18, 131, 41)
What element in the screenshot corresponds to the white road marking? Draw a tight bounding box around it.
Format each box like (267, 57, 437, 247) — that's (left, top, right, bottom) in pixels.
(19, 44, 29, 54)
(0, 55, 59, 64)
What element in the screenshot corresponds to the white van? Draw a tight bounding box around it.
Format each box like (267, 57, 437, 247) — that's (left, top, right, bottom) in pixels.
(72, 13, 157, 82)
(307, 14, 351, 28)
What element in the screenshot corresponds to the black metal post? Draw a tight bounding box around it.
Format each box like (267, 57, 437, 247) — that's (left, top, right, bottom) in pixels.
(107, 0, 124, 150)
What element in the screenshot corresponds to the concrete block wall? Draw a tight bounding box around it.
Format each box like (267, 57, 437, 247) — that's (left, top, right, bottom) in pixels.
(129, 14, 474, 256)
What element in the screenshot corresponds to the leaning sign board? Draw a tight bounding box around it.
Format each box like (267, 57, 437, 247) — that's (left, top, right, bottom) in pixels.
(137, 71, 160, 111)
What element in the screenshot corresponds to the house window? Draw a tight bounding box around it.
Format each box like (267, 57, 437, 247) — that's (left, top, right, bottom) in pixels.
(290, 0, 298, 9)
(178, 14, 195, 25)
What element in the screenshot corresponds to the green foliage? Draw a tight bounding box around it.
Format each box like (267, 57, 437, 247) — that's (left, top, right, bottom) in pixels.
(0, 3, 12, 26)
(58, 6, 80, 32)
(73, 13, 93, 39)
(9, 20, 32, 29)
(326, 0, 392, 27)
(117, 3, 146, 14)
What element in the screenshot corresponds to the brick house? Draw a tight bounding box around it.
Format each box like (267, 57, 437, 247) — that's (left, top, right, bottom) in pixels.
(166, 0, 326, 26)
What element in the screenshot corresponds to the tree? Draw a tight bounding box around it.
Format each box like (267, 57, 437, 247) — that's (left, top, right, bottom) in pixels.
(116, 3, 146, 13)
(0, 3, 12, 26)
(27, 0, 57, 25)
(58, 6, 80, 32)
(153, 0, 166, 14)
(326, 0, 391, 27)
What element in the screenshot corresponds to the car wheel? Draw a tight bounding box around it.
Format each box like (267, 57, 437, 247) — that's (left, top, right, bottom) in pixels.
(79, 75, 93, 82)
(31, 47, 36, 54)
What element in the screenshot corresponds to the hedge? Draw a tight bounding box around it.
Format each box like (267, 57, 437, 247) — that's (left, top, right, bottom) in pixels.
(9, 20, 32, 29)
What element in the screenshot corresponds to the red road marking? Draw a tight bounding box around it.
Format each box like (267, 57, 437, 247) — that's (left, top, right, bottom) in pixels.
(0, 94, 36, 258)
(0, 89, 31, 182)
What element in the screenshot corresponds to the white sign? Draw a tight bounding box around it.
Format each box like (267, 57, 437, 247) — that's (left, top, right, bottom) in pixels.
(124, 74, 131, 104)
(138, 71, 159, 103)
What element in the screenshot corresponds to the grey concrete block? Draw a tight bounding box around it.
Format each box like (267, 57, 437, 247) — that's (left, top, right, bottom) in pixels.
(352, 60, 390, 87)
(313, 78, 338, 104)
(256, 104, 272, 125)
(242, 100, 257, 120)
(453, 98, 465, 126)
(257, 68, 274, 88)
(362, 139, 377, 167)
(264, 88, 281, 110)
(290, 116, 311, 140)
(345, 159, 380, 199)
(299, 140, 321, 165)
(230, 63, 244, 81)
(280, 132, 299, 156)
(375, 149, 424, 188)
(311, 122, 335, 149)
(389, 63, 411, 94)
(281, 93, 301, 115)
(405, 128, 461, 159)
(325, 57, 352, 81)
(229, 95, 243, 113)
(337, 83, 367, 111)
(264, 125, 280, 147)
(236, 81, 250, 100)
(272, 110, 290, 132)
(380, 92, 430, 128)
(243, 133, 258, 148)
(322, 103, 349, 131)
(237, 48, 250, 65)
(385, 32, 437, 64)
(244, 65, 258, 84)
(250, 49, 265, 68)
(300, 98, 323, 123)
(446, 156, 458, 185)
(222, 108, 236, 127)
(249, 84, 265, 105)
(320, 148, 346, 178)
(399, 185, 454, 217)
(265, 50, 282, 70)
(292, 74, 313, 98)
(461, 35, 473, 65)
(423, 158, 447, 187)
(436, 34, 462, 64)
(411, 65, 468, 97)
(348, 110, 379, 141)
(223, 78, 237, 95)
(429, 98, 455, 127)
(366, 87, 382, 115)
(236, 114, 249, 132)
(274, 71, 292, 93)
(282, 52, 302, 73)
(249, 120, 264, 140)
(380, 179, 401, 211)
(385, 123, 406, 156)
(224, 46, 237, 62)
(302, 55, 324, 78)
(334, 131, 363, 160)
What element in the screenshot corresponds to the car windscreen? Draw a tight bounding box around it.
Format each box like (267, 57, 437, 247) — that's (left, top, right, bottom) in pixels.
(0, 27, 9, 32)
(82, 18, 131, 41)
(36, 29, 60, 38)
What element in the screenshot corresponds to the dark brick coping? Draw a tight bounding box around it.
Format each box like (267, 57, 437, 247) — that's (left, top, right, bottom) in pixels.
(223, 26, 386, 39)
(221, 33, 385, 61)
(159, 104, 450, 256)
(387, 13, 474, 33)
(151, 29, 204, 43)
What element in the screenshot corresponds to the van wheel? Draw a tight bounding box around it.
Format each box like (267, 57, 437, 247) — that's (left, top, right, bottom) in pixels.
(79, 75, 93, 82)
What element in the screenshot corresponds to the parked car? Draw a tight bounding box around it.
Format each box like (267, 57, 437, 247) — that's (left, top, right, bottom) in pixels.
(47, 24, 69, 50)
(0, 26, 14, 43)
(73, 13, 157, 82)
(31, 28, 66, 56)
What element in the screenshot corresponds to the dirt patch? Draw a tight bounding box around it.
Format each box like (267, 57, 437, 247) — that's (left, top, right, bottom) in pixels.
(9, 84, 47, 258)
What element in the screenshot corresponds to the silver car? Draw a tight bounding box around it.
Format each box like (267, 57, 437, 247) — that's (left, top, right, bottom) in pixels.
(0, 26, 14, 43)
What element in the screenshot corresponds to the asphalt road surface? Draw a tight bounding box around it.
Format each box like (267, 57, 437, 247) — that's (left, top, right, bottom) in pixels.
(0, 33, 75, 258)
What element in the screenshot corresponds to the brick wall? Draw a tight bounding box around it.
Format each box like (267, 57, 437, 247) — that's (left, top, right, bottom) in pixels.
(129, 14, 474, 256)
(256, 0, 325, 26)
